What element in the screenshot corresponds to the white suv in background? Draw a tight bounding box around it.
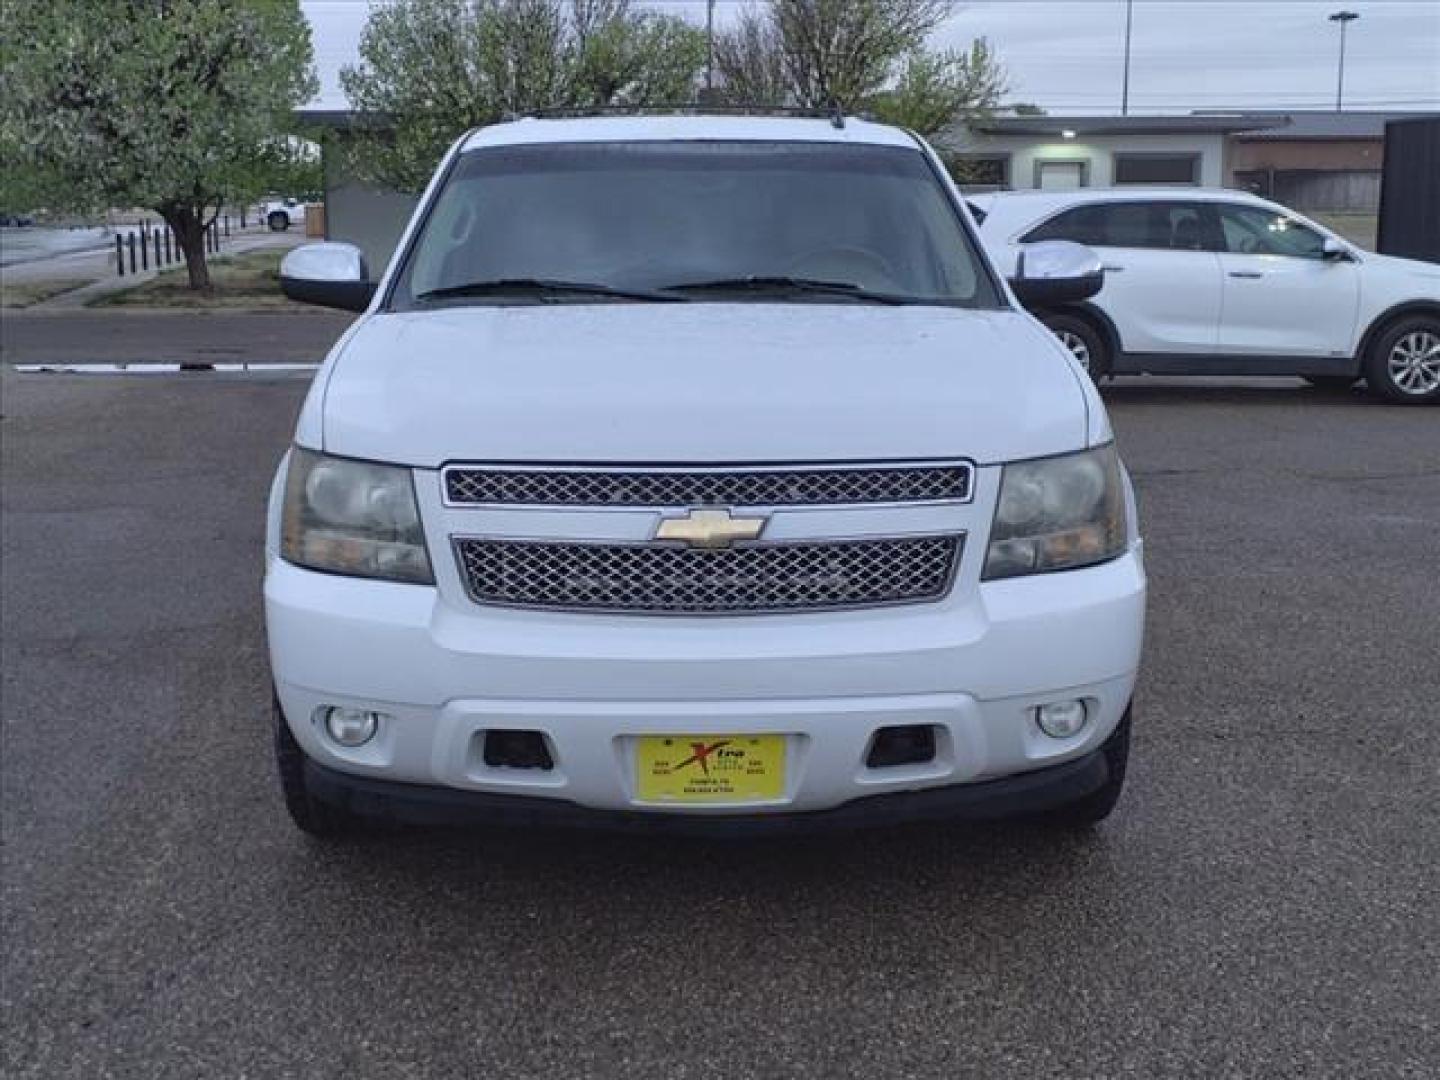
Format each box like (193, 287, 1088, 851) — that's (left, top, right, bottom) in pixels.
(974, 188, 1440, 404)
(268, 114, 1146, 838)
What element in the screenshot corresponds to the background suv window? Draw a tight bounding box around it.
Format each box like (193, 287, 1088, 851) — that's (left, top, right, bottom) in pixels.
(1218, 204, 1327, 258)
(1024, 201, 1216, 251)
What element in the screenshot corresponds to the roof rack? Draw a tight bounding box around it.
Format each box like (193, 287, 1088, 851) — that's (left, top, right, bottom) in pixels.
(515, 103, 848, 128)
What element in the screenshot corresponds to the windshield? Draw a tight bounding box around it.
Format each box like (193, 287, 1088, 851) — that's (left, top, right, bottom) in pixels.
(390, 140, 1001, 309)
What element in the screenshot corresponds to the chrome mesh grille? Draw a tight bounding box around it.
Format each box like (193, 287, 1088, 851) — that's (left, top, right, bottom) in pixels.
(443, 464, 972, 507)
(454, 535, 962, 614)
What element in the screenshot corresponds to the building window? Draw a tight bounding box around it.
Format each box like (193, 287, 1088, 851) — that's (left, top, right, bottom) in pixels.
(1113, 153, 1201, 185)
(949, 155, 1009, 189)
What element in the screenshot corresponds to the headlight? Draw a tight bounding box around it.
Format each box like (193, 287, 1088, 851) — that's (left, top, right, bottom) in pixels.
(281, 448, 434, 584)
(983, 443, 1126, 580)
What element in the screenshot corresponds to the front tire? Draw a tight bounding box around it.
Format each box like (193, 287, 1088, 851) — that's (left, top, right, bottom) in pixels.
(1364, 315, 1440, 404)
(273, 697, 364, 838)
(1034, 707, 1131, 828)
(267, 211, 290, 232)
(1041, 311, 1110, 378)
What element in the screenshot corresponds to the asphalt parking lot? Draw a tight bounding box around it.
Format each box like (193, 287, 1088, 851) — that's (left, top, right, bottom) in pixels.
(3, 365, 1438, 1078)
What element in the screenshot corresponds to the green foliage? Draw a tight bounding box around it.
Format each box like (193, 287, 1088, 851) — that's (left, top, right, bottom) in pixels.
(771, 0, 950, 109)
(340, 0, 708, 191)
(714, 0, 1005, 137)
(869, 40, 1007, 139)
(711, 10, 789, 106)
(4, 0, 316, 212)
(257, 138, 325, 200)
(3, 0, 316, 287)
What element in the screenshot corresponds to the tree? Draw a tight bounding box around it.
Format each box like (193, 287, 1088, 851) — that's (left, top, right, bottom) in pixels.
(3, 0, 316, 291)
(869, 40, 1006, 139)
(714, 1, 1005, 138)
(711, 9, 790, 107)
(340, 0, 707, 192)
(772, 0, 949, 109)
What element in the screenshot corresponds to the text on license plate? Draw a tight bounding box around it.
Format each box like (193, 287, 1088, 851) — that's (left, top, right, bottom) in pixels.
(635, 734, 786, 803)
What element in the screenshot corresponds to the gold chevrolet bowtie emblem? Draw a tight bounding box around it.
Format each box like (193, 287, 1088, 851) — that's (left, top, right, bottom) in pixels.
(655, 508, 767, 549)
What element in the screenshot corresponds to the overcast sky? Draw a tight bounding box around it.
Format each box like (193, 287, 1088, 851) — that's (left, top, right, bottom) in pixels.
(302, 0, 1440, 114)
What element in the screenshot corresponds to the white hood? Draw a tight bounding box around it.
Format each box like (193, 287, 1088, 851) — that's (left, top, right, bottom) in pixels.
(317, 304, 1089, 467)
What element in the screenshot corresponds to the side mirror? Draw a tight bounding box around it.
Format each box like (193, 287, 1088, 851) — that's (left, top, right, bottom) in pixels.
(1322, 237, 1354, 261)
(280, 242, 376, 312)
(1009, 241, 1105, 308)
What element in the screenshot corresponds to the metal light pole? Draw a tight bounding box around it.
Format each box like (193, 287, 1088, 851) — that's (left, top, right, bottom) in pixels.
(1329, 11, 1360, 112)
(706, 0, 716, 94)
(1121, 0, 1134, 116)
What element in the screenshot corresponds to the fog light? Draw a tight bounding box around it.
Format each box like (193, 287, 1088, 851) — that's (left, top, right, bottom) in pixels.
(1036, 700, 1088, 739)
(317, 706, 382, 747)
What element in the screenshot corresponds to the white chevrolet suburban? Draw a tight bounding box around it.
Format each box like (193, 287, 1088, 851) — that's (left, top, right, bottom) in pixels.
(269, 114, 1146, 837)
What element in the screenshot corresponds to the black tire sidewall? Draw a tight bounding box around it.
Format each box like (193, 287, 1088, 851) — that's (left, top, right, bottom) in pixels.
(1040, 311, 1110, 377)
(273, 696, 361, 837)
(1032, 706, 1131, 827)
(1365, 315, 1440, 404)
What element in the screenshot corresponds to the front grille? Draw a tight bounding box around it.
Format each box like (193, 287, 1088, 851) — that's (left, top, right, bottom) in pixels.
(454, 535, 962, 614)
(443, 463, 972, 507)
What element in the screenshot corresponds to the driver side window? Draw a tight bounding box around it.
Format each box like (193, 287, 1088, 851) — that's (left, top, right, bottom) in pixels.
(1219, 205, 1326, 258)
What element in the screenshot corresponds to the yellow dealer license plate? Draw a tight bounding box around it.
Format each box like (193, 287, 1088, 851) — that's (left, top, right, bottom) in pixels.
(635, 735, 786, 803)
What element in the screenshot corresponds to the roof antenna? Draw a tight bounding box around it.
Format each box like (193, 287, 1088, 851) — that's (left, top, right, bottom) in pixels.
(828, 100, 845, 129)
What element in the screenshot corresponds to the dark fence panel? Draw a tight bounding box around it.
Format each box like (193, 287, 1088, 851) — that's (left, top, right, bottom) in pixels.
(1377, 117, 1440, 265)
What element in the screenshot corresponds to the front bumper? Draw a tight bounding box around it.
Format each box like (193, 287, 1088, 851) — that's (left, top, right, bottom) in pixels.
(266, 547, 1145, 823)
(302, 737, 1118, 834)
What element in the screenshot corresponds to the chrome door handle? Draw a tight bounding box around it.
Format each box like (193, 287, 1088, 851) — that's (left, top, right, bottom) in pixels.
(1102, 264, 1125, 272)
(1228, 270, 1264, 279)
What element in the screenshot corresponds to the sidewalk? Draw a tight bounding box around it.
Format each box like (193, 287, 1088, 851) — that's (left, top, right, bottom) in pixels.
(30, 231, 304, 310)
(1, 228, 302, 310)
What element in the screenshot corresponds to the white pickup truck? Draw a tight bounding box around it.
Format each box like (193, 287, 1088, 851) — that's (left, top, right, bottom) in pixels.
(262, 198, 306, 232)
(269, 114, 1146, 838)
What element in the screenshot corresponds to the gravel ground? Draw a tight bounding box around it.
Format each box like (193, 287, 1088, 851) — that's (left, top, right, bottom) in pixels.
(2, 368, 1437, 1078)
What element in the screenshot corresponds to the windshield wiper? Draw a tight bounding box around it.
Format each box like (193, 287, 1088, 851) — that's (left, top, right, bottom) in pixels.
(415, 278, 684, 304)
(660, 275, 916, 305)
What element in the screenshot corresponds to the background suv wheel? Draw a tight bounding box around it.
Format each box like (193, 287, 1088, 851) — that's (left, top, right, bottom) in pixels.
(1040, 311, 1110, 378)
(1365, 315, 1440, 404)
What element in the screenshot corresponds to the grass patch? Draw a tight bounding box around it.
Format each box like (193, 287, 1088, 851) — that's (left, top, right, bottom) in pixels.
(0, 277, 96, 308)
(1314, 213, 1377, 251)
(93, 249, 303, 309)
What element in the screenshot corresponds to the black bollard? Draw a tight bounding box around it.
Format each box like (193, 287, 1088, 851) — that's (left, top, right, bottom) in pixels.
(116, 234, 125, 276)
(127, 233, 137, 274)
